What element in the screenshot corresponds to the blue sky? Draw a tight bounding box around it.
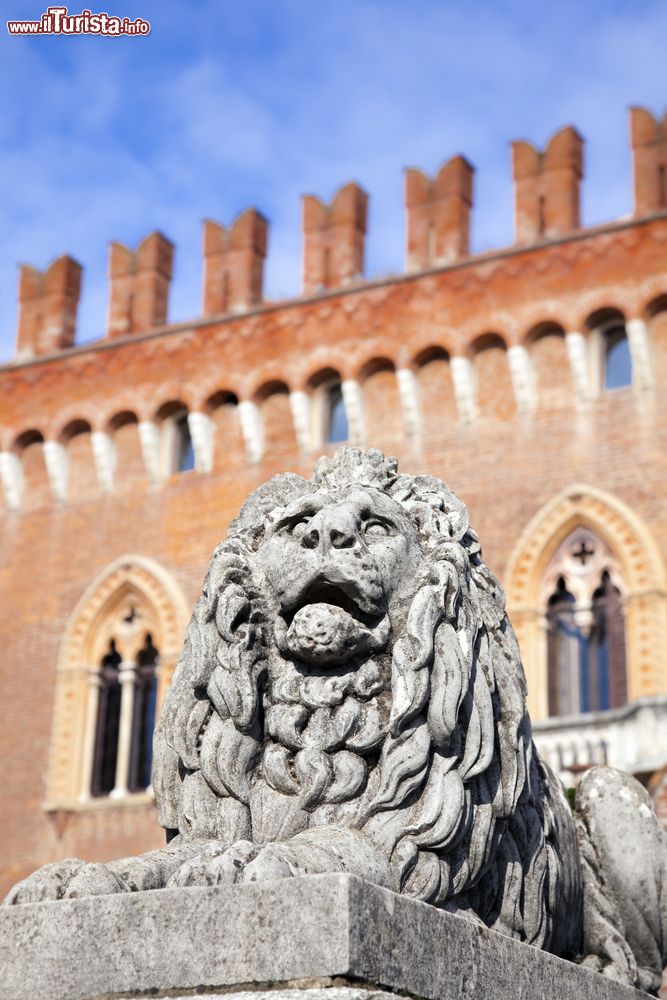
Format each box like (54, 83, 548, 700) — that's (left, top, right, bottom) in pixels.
(0, 0, 665, 362)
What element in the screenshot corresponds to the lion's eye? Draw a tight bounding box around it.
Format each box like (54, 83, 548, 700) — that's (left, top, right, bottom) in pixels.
(363, 519, 391, 537)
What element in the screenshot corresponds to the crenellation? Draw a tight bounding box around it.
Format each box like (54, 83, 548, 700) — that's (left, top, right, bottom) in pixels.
(16, 255, 82, 360)
(203, 209, 268, 315)
(512, 126, 583, 244)
(302, 182, 368, 294)
(1, 115, 667, 513)
(3, 112, 667, 366)
(107, 232, 174, 338)
(405, 155, 474, 270)
(629, 106, 667, 217)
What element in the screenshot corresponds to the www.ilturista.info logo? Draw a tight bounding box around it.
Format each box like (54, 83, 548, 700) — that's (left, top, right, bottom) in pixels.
(7, 6, 150, 34)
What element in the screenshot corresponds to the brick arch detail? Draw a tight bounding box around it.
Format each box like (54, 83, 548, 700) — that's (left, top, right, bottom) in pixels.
(46, 555, 189, 810)
(504, 484, 667, 720)
(572, 293, 630, 332)
(637, 277, 667, 317)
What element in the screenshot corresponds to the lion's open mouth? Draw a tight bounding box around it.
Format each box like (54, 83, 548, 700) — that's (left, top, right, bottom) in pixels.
(283, 579, 384, 628)
(276, 579, 390, 667)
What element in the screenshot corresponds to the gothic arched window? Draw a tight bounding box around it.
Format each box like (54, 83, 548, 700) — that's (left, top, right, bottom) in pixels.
(46, 556, 189, 812)
(543, 529, 627, 717)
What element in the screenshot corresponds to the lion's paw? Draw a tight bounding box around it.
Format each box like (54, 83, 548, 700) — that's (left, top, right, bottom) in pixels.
(242, 843, 299, 883)
(167, 840, 297, 888)
(4, 858, 86, 905)
(4, 859, 131, 905)
(167, 840, 257, 887)
(62, 862, 129, 899)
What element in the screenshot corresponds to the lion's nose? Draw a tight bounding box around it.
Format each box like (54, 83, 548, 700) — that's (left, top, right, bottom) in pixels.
(300, 509, 358, 551)
(329, 527, 355, 549)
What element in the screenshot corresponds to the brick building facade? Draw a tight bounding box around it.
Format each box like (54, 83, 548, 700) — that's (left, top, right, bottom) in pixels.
(2, 107, 667, 899)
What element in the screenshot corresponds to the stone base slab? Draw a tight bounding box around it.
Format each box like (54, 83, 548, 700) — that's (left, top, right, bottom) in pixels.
(0, 873, 649, 1000)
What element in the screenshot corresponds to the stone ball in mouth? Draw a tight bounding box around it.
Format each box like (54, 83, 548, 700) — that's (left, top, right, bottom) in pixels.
(281, 586, 390, 666)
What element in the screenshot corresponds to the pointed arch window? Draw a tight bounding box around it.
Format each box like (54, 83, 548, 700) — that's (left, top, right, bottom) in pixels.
(46, 556, 189, 812)
(543, 529, 627, 717)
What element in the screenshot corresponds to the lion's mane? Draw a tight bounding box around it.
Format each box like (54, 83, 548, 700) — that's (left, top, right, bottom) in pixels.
(154, 448, 580, 954)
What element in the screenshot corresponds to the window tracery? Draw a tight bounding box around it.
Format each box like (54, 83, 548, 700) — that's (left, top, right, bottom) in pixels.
(543, 528, 627, 717)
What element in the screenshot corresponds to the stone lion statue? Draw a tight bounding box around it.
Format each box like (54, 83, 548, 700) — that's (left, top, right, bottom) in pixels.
(6, 449, 666, 994)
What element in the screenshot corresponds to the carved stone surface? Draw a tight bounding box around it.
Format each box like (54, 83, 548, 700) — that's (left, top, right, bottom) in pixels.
(0, 874, 651, 1000)
(5, 448, 667, 995)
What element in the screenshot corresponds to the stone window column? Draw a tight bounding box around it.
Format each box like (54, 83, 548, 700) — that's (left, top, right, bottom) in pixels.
(565, 331, 589, 402)
(507, 345, 534, 414)
(43, 440, 68, 501)
(289, 390, 312, 453)
(91, 431, 115, 492)
(396, 368, 420, 437)
(110, 661, 138, 799)
(340, 380, 365, 444)
(138, 420, 161, 482)
(0, 451, 23, 510)
(79, 669, 102, 802)
(626, 317, 653, 391)
(186, 411, 213, 473)
(238, 400, 262, 463)
(450, 356, 476, 423)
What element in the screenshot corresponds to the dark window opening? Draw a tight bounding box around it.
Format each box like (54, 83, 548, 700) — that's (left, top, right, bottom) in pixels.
(91, 639, 122, 797)
(326, 385, 348, 443)
(128, 633, 159, 792)
(604, 325, 632, 390)
(547, 572, 627, 717)
(175, 414, 195, 472)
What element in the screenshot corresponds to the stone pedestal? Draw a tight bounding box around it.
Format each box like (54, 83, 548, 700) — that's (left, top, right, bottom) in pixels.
(0, 873, 649, 1000)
